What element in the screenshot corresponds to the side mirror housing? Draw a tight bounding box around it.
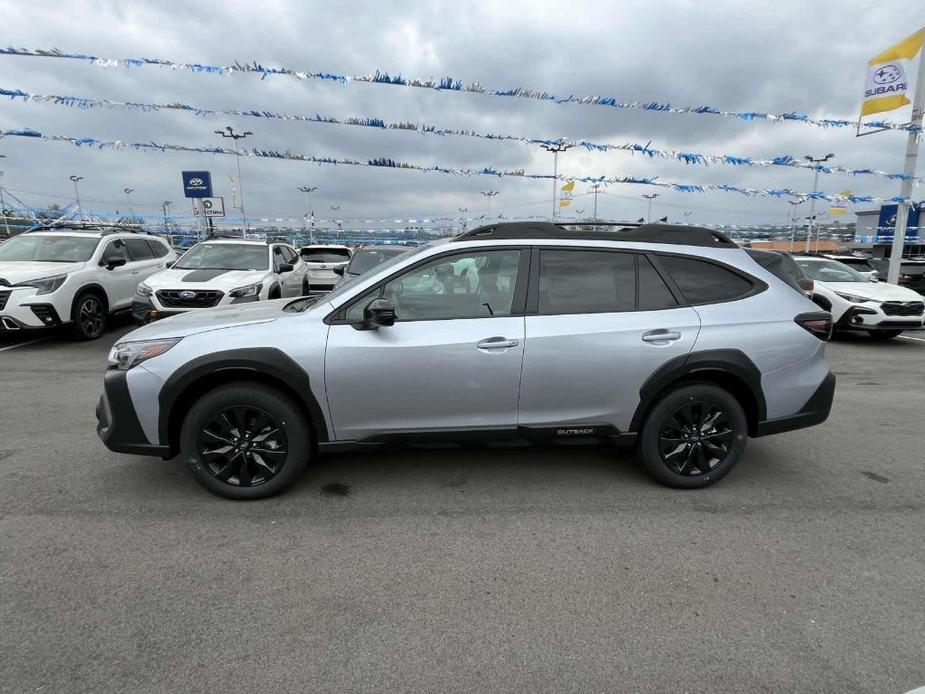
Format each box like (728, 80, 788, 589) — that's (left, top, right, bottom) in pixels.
(360, 298, 396, 329)
(334, 266, 345, 276)
(104, 257, 127, 270)
(278, 263, 294, 273)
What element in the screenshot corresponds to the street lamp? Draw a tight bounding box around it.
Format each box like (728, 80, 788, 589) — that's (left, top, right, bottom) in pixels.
(787, 199, 804, 251)
(162, 201, 172, 236)
(642, 193, 659, 222)
(480, 191, 499, 216)
(123, 187, 134, 219)
(541, 143, 572, 218)
(803, 153, 834, 252)
(590, 183, 605, 220)
(215, 126, 253, 233)
(69, 175, 84, 216)
(0, 155, 10, 237)
(297, 186, 317, 241)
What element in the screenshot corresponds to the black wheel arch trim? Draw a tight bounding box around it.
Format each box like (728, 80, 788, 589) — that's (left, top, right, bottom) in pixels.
(629, 348, 767, 435)
(72, 283, 111, 315)
(157, 347, 329, 455)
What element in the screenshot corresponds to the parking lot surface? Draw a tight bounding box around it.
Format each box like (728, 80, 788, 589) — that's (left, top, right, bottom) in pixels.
(1, 322, 924, 693)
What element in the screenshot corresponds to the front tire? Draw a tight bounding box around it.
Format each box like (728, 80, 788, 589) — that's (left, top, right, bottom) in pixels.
(639, 384, 748, 489)
(71, 291, 107, 340)
(180, 382, 309, 500)
(868, 330, 902, 340)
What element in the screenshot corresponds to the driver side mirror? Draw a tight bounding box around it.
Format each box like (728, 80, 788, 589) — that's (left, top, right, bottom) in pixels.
(103, 257, 127, 270)
(278, 263, 294, 273)
(359, 298, 396, 329)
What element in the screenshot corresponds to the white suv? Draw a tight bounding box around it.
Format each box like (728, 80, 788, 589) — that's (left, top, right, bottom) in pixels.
(795, 255, 925, 339)
(298, 244, 353, 292)
(134, 238, 309, 323)
(0, 226, 176, 340)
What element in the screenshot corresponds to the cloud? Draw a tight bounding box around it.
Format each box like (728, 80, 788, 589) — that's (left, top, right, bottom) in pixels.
(0, 0, 920, 228)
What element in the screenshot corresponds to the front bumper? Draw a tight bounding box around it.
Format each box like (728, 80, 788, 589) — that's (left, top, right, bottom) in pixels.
(754, 371, 836, 437)
(96, 369, 171, 458)
(834, 305, 924, 332)
(0, 289, 63, 331)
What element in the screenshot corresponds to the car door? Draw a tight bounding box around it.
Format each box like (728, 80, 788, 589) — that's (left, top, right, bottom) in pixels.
(518, 249, 701, 434)
(98, 239, 137, 309)
(281, 245, 305, 295)
(324, 247, 528, 441)
(270, 245, 296, 297)
(124, 237, 163, 283)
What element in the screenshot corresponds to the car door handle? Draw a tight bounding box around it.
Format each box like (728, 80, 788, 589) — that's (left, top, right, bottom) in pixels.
(641, 329, 682, 343)
(477, 337, 519, 350)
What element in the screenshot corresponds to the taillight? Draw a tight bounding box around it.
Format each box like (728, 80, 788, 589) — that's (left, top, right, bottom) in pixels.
(795, 312, 833, 341)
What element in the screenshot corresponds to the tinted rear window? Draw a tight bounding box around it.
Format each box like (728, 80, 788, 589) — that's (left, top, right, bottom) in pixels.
(300, 248, 351, 263)
(538, 250, 635, 314)
(125, 238, 154, 261)
(145, 239, 170, 258)
(659, 255, 754, 304)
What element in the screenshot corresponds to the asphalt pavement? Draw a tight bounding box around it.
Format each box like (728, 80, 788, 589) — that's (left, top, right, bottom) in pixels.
(1, 320, 924, 693)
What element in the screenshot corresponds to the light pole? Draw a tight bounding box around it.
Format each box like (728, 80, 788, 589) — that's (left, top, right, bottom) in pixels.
(458, 207, 468, 233)
(541, 143, 572, 219)
(0, 156, 10, 237)
(330, 206, 341, 238)
(69, 175, 84, 216)
(590, 183, 604, 220)
(162, 200, 172, 236)
(123, 187, 134, 220)
(787, 199, 803, 251)
(643, 193, 659, 222)
(481, 191, 499, 217)
(215, 126, 253, 233)
(803, 153, 834, 252)
(297, 186, 317, 242)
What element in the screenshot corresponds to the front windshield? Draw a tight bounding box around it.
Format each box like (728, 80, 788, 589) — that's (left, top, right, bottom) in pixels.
(347, 247, 409, 276)
(323, 241, 439, 305)
(174, 243, 269, 271)
(0, 234, 100, 262)
(796, 258, 868, 283)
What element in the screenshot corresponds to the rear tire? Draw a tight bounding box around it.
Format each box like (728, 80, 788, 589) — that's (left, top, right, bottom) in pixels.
(868, 330, 902, 340)
(70, 291, 107, 341)
(639, 384, 748, 489)
(180, 382, 309, 500)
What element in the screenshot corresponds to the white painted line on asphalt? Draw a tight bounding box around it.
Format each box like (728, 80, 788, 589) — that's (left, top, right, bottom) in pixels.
(898, 335, 925, 343)
(0, 338, 46, 352)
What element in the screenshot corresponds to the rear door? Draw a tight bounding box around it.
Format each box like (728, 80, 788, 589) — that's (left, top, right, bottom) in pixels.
(518, 249, 700, 434)
(124, 237, 162, 284)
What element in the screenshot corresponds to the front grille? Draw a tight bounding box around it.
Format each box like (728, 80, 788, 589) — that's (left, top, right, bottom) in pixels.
(0, 290, 9, 311)
(881, 301, 924, 317)
(156, 289, 223, 309)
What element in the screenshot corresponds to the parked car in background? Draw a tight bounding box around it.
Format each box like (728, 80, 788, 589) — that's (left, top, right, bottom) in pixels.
(99, 222, 836, 499)
(0, 225, 176, 339)
(133, 238, 308, 323)
(794, 255, 924, 339)
(334, 245, 411, 288)
(298, 244, 353, 293)
(868, 257, 925, 292)
(745, 249, 813, 297)
(817, 253, 880, 281)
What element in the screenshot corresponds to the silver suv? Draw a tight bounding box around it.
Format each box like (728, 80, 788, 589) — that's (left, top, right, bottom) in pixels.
(97, 222, 836, 499)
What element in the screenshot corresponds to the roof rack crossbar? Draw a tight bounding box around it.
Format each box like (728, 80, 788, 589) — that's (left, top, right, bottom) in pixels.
(451, 221, 738, 248)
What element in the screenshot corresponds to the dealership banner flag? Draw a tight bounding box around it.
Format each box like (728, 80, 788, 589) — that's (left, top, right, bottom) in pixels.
(861, 28, 925, 116)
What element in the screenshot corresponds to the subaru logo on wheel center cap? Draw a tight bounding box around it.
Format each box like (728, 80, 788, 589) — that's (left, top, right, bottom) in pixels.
(179, 290, 196, 300)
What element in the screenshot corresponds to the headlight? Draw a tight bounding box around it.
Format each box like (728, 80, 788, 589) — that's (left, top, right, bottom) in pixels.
(835, 292, 879, 304)
(229, 282, 262, 298)
(136, 282, 153, 297)
(14, 274, 67, 295)
(108, 338, 181, 371)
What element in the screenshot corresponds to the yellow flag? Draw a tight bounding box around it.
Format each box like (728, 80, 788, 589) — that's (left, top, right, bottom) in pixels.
(561, 181, 575, 193)
(559, 199, 572, 207)
(861, 28, 924, 116)
(830, 189, 851, 216)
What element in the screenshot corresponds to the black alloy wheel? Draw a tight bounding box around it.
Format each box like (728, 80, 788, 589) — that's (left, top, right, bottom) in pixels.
(639, 383, 747, 489)
(198, 405, 289, 487)
(657, 400, 734, 476)
(72, 293, 106, 340)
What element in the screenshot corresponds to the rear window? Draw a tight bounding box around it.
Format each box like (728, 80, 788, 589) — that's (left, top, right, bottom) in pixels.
(659, 255, 755, 304)
(538, 250, 635, 314)
(745, 250, 804, 293)
(300, 248, 351, 263)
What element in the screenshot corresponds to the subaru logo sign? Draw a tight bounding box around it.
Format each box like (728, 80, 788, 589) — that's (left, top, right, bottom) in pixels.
(179, 290, 196, 300)
(181, 171, 213, 198)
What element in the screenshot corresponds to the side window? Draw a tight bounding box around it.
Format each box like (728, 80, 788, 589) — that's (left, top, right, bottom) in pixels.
(101, 239, 128, 263)
(272, 246, 287, 272)
(538, 250, 635, 314)
(283, 246, 298, 264)
(638, 256, 679, 310)
(146, 239, 170, 258)
(345, 250, 522, 323)
(125, 238, 154, 261)
(658, 255, 754, 305)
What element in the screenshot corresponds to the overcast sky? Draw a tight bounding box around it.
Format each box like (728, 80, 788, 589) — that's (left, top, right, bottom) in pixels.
(0, 0, 922, 230)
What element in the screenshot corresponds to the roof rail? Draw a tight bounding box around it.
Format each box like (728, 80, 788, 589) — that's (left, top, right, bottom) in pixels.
(26, 222, 149, 236)
(451, 221, 738, 248)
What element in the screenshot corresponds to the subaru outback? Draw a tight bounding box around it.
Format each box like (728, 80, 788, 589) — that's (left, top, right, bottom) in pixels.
(97, 222, 836, 499)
